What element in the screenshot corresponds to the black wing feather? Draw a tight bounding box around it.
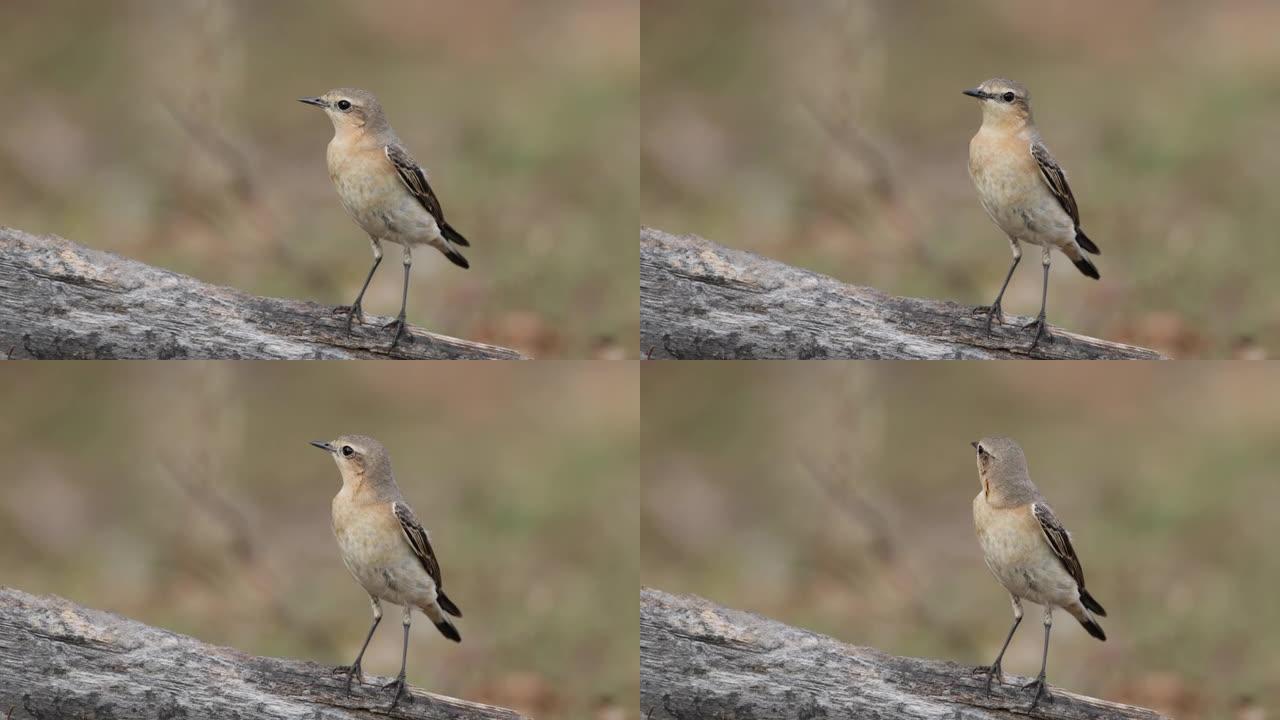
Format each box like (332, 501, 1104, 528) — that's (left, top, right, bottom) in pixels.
(1031, 141, 1080, 228)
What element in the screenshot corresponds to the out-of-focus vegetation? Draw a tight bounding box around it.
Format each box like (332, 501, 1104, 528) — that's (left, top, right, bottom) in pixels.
(642, 0, 1280, 358)
(0, 363, 639, 720)
(641, 362, 1280, 718)
(0, 1, 638, 359)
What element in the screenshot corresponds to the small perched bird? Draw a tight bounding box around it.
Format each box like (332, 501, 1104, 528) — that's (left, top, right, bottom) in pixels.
(311, 435, 462, 709)
(970, 436, 1106, 711)
(964, 78, 1100, 351)
(300, 88, 470, 348)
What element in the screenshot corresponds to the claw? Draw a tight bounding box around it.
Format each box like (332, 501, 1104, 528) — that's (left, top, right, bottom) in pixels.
(972, 663, 1003, 695)
(1024, 316, 1053, 351)
(333, 663, 363, 694)
(383, 674, 408, 710)
(974, 303, 1005, 335)
(1023, 676, 1051, 710)
(383, 315, 413, 348)
(335, 303, 365, 334)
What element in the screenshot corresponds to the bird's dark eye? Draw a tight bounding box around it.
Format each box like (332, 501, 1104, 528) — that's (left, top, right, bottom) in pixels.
(341, 445, 355, 457)
(1002, 92, 1016, 103)
(337, 99, 352, 111)
(977, 445, 987, 456)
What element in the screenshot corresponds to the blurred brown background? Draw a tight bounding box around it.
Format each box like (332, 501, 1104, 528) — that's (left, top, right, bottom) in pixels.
(0, 362, 639, 719)
(642, 0, 1280, 359)
(641, 362, 1280, 718)
(0, 1, 638, 359)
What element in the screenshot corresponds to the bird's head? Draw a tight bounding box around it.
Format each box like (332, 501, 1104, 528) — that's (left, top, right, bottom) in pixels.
(311, 434, 391, 486)
(963, 78, 1032, 127)
(299, 88, 387, 133)
(972, 435, 1032, 501)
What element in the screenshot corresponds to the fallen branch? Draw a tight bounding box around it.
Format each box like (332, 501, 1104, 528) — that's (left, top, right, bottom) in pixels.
(640, 587, 1168, 720)
(0, 586, 529, 720)
(0, 226, 525, 359)
(640, 227, 1164, 359)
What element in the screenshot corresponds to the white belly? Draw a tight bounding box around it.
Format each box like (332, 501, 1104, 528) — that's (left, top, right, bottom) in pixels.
(973, 494, 1078, 608)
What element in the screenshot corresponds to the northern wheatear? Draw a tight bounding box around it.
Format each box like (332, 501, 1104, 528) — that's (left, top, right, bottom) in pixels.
(300, 89, 470, 348)
(311, 435, 462, 709)
(971, 436, 1106, 711)
(964, 79, 1100, 351)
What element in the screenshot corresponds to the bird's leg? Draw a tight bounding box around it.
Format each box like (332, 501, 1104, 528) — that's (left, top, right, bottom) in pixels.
(333, 597, 381, 693)
(383, 606, 412, 709)
(338, 238, 383, 333)
(385, 245, 414, 348)
(1023, 608, 1054, 709)
(975, 241, 1021, 334)
(973, 596, 1022, 694)
(1024, 247, 1054, 350)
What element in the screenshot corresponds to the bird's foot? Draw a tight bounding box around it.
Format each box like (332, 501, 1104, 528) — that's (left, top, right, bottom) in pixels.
(332, 662, 364, 694)
(382, 673, 408, 710)
(971, 662, 1003, 695)
(1023, 315, 1053, 351)
(973, 303, 1005, 334)
(334, 302, 365, 333)
(1023, 675, 1052, 710)
(383, 315, 413, 348)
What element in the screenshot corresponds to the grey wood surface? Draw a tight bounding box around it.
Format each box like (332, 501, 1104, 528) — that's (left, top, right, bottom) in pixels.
(640, 587, 1168, 720)
(0, 586, 529, 720)
(0, 226, 524, 359)
(640, 226, 1165, 360)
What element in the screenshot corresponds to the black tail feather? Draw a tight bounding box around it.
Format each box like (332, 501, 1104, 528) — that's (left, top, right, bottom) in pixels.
(433, 617, 462, 643)
(1078, 614, 1106, 641)
(442, 222, 469, 247)
(441, 244, 470, 270)
(438, 591, 462, 618)
(1072, 254, 1100, 280)
(1076, 228, 1100, 255)
(1081, 589, 1106, 617)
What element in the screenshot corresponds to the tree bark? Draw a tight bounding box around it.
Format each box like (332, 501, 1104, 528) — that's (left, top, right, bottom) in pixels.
(0, 226, 524, 359)
(640, 587, 1168, 720)
(0, 586, 529, 720)
(640, 227, 1165, 360)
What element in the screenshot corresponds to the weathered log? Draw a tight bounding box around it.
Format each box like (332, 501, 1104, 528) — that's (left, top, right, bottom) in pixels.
(0, 226, 525, 359)
(0, 586, 529, 719)
(640, 227, 1165, 359)
(640, 587, 1168, 720)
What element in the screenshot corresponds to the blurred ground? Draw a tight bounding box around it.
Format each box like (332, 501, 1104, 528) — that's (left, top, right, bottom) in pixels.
(642, 0, 1280, 359)
(0, 363, 639, 720)
(641, 362, 1280, 719)
(0, 1, 638, 359)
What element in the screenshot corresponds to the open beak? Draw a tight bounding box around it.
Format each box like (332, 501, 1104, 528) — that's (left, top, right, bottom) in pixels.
(310, 440, 333, 452)
(298, 96, 328, 108)
(962, 88, 988, 99)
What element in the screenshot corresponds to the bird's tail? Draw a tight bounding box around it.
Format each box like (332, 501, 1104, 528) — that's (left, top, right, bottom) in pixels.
(1063, 241, 1100, 280)
(437, 590, 462, 618)
(441, 221, 470, 247)
(1070, 595, 1107, 641)
(437, 241, 470, 270)
(1081, 588, 1107, 617)
(1075, 228, 1100, 255)
(419, 600, 462, 643)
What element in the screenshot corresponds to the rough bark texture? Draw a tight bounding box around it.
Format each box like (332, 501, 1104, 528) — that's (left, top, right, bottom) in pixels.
(640, 227, 1165, 360)
(0, 586, 529, 720)
(640, 587, 1168, 720)
(0, 226, 524, 359)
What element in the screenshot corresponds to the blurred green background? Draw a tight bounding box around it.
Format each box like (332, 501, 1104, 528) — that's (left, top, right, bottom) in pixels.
(641, 362, 1280, 718)
(0, 362, 639, 720)
(0, 1, 638, 359)
(642, 0, 1280, 359)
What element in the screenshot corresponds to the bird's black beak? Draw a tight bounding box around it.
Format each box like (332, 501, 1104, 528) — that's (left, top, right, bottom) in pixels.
(962, 88, 988, 99)
(298, 96, 328, 108)
(310, 440, 333, 452)
(970, 441, 980, 449)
